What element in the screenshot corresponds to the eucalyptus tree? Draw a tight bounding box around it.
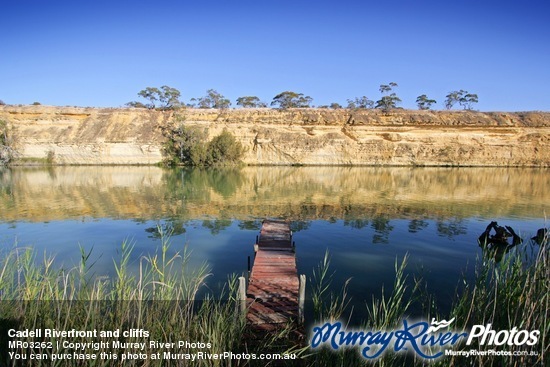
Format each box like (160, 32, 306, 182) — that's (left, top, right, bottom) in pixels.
(459, 93, 478, 110)
(193, 89, 231, 109)
(445, 90, 478, 110)
(375, 82, 401, 113)
(128, 85, 182, 110)
(445, 90, 465, 110)
(347, 96, 374, 109)
(271, 91, 313, 109)
(236, 96, 267, 108)
(416, 95, 437, 110)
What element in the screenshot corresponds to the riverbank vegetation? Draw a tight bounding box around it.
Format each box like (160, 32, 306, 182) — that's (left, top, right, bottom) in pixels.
(441, 250, 548, 366)
(0, 234, 274, 367)
(0, 119, 15, 166)
(0, 231, 547, 366)
(162, 120, 244, 166)
(305, 235, 548, 366)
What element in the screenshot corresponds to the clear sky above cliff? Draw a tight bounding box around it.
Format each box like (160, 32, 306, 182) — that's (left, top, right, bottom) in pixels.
(1, 0, 549, 111)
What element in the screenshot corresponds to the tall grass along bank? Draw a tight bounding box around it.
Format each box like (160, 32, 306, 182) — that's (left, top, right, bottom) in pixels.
(0, 230, 547, 366)
(0, 234, 298, 366)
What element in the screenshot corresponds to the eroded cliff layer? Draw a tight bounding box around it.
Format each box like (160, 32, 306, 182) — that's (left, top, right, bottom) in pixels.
(1, 105, 549, 166)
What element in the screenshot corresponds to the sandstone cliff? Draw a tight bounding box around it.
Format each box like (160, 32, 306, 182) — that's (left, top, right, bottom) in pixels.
(1, 105, 549, 166)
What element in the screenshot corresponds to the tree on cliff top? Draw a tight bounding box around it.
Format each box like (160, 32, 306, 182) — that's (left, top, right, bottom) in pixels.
(191, 89, 231, 109)
(127, 85, 182, 110)
(271, 91, 313, 109)
(416, 94, 437, 110)
(445, 90, 478, 110)
(445, 90, 465, 110)
(375, 82, 401, 114)
(460, 93, 478, 110)
(347, 96, 374, 109)
(236, 96, 267, 108)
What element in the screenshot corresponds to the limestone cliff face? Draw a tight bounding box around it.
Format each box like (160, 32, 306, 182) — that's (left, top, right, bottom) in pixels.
(1, 105, 549, 166)
(1, 106, 167, 164)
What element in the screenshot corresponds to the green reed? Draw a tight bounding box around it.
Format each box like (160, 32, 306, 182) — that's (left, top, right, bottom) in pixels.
(0, 231, 249, 367)
(438, 236, 549, 367)
(303, 235, 548, 367)
(1, 230, 547, 366)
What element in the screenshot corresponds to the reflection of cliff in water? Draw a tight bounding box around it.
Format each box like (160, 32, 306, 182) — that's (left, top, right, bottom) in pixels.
(0, 166, 548, 222)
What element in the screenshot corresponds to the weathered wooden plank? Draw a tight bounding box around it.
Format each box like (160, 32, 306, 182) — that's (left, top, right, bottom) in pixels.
(254, 256, 294, 261)
(254, 252, 293, 257)
(251, 262, 295, 268)
(251, 269, 296, 276)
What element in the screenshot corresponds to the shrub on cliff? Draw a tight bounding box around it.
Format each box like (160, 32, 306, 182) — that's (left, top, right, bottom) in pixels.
(206, 130, 244, 165)
(0, 120, 6, 146)
(163, 124, 243, 166)
(163, 124, 208, 166)
(0, 119, 15, 165)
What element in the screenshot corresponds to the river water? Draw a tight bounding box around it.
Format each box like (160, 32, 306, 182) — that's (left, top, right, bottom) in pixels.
(0, 166, 548, 318)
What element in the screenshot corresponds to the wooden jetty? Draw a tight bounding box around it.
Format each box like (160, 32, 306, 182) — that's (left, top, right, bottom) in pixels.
(242, 219, 305, 332)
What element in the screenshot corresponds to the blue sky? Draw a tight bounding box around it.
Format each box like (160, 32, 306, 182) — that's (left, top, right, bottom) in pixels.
(1, 0, 549, 111)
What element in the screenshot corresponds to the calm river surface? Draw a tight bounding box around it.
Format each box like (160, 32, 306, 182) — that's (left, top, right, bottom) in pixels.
(1, 166, 548, 318)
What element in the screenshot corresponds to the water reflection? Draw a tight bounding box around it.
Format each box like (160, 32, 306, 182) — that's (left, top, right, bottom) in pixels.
(144, 221, 187, 239)
(436, 219, 468, 239)
(0, 166, 548, 317)
(237, 220, 262, 231)
(1, 166, 548, 222)
(408, 219, 429, 233)
(201, 219, 233, 235)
